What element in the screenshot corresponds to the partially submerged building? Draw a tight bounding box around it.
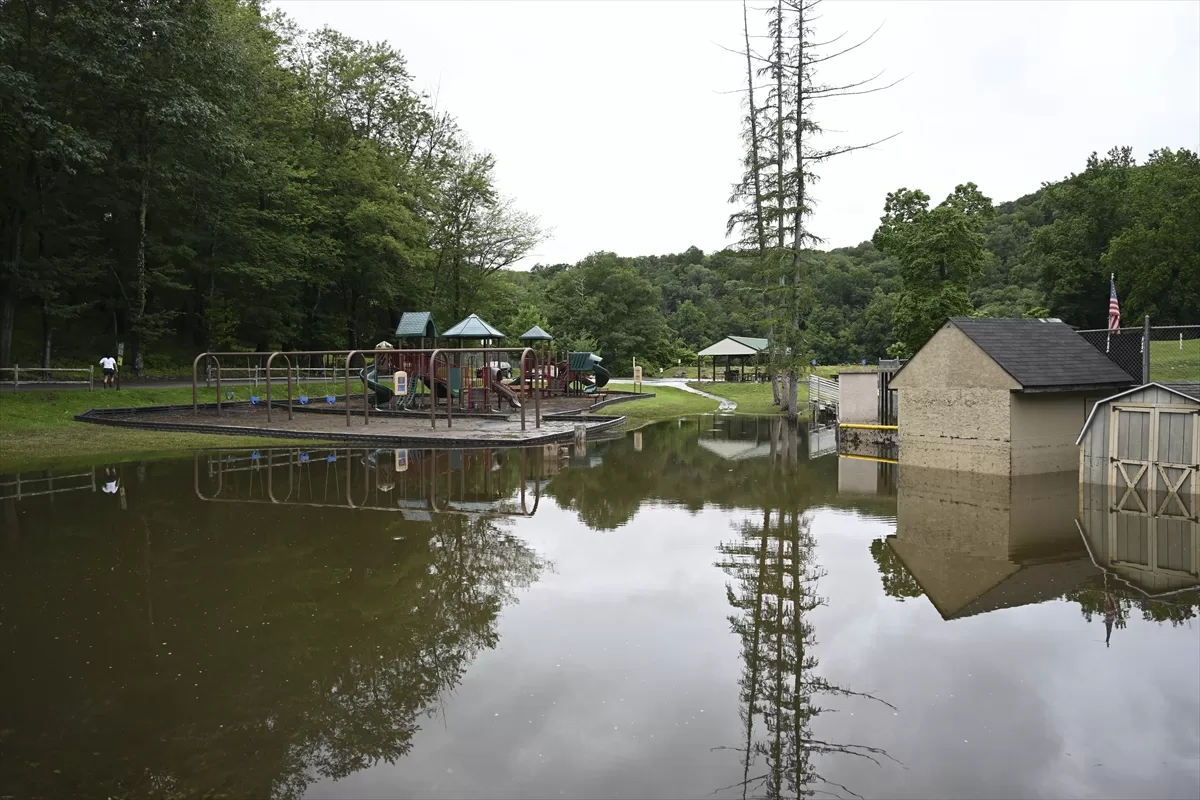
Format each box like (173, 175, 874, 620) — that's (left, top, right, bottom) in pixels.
(888, 318, 1134, 476)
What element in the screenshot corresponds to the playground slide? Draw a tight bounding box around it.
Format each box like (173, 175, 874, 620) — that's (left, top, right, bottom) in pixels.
(492, 380, 523, 408)
(583, 362, 610, 395)
(363, 366, 394, 402)
(485, 369, 522, 408)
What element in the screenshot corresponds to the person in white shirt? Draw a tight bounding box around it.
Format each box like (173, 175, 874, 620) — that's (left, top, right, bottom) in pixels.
(99, 354, 117, 388)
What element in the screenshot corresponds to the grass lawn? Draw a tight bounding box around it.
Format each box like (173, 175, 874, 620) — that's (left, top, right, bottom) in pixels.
(685, 381, 785, 415)
(0, 383, 344, 472)
(603, 386, 719, 430)
(1150, 339, 1200, 383)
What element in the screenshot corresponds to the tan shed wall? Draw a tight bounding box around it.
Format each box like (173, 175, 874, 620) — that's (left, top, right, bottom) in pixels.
(893, 326, 1020, 475)
(1009, 392, 1106, 475)
(837, 371, 879, 424)
(889, 326, 1020, 391)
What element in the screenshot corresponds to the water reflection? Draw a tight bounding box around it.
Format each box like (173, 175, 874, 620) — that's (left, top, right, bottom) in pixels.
(1, 453, 545, 799)
(871, 466, 1200, 635)
(717, 508, 896, 799)
(1, 416, 1197, 799)
(195, 446, 555, 518)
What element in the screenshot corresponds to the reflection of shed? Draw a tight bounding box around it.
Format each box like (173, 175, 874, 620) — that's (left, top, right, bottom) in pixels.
(888, 318, 1133, 476)
(887, 466, 1094, 620)
(1077, 475, 1199, 597)
(1076, 382, 1199, 519)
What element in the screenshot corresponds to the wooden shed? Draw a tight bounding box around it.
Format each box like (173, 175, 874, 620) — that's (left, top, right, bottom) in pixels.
(1076, 382, 1200, 521)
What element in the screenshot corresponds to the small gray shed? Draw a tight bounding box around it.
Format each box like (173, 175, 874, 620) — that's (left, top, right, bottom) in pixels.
(1076, 382, 1200, 520)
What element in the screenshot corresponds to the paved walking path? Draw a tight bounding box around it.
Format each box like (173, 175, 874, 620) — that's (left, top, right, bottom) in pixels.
(609, 378, 737, 412)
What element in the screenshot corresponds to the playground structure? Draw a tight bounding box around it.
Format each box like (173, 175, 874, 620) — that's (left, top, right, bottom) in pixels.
(194, 445, 557, 518)
(188, 312, 614, 432)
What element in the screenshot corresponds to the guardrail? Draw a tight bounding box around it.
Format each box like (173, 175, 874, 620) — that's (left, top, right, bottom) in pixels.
(204, 365, 349, 388)
(0, 366, 94, 391)
(808, 374, 839, 409)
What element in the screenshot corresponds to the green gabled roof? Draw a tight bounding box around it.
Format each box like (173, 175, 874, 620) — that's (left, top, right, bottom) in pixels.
(728, 335, 769, 351)
(568, 351, 602, 371)
(442, 313, 506, 340)
(395, 312, 438, 338)
(519, 325, 553, 341)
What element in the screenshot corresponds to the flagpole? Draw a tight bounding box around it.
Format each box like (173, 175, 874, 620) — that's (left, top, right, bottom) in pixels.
(1106, 273, 1113, 353)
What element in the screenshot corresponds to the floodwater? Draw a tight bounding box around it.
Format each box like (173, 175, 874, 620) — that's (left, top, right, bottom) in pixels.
(1, 416, 1198, 800)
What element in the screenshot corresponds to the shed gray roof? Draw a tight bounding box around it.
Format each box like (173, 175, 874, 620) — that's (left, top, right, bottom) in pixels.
(948, 317, 1135, 392)
(442, 314, 505, 340)
(519, 325, 553, 341)
(395, 312, 438, 338)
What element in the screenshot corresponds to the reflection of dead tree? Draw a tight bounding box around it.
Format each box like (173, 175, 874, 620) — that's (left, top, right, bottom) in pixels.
(715, 509, 897, 799)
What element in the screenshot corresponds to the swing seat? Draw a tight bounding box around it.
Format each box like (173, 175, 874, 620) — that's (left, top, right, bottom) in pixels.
(250, 450, 260, 461)
(326, 454, 337, 463)
(299, 395, 309, 405)
(250, 396, 260, 405)
(299, 452, 310, 463)
(326, 395, 336, 405)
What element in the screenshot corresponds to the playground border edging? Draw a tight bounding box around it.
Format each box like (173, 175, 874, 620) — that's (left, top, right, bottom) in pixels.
(74, 404, 627, 449)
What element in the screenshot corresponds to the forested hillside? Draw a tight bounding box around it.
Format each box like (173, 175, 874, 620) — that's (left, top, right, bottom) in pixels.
(2, 0, 544, 372)
(3, 1, 1197, 376)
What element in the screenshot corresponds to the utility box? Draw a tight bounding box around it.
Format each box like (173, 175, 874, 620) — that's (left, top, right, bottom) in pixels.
(393, 370, 408, 396)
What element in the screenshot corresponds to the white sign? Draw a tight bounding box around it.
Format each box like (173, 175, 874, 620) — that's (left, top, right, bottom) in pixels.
(633, 365, 643, 382)
(393, 370, 408, 396)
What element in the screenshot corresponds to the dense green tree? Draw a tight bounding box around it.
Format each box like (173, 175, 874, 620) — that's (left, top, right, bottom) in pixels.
(873, 183, 995, 355)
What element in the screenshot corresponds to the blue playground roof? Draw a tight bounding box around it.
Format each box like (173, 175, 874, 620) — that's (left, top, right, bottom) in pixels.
(442, 314, 506, 340)
(519, 325, 553, 341)
(395, 311, 438, 338)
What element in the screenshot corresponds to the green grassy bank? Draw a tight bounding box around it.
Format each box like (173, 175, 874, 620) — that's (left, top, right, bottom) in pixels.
(0, 384, 344, 472)
(606, 386, 721, 430)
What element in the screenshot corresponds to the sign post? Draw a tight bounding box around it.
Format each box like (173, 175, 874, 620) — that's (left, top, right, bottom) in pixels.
(116, 341, 125, 390)
(632, 364, 643, 393)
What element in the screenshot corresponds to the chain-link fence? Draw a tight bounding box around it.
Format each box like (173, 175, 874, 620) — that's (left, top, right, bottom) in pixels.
(1077, 322, 1200, 385)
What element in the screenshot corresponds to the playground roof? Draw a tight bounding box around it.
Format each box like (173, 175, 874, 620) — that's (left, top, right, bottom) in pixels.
(395, 312, 438, 338)
(520, 325, 553, 341)
(729, 335, 769, 351)
(442, 314, 506, 340)
(697, 337, 762, 358)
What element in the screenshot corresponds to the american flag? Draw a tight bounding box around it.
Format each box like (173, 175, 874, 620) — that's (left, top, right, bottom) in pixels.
(1108, 274, 1121, 331)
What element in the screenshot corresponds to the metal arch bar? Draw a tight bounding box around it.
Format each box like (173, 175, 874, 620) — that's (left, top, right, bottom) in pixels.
(191, 353, 222, 417)
(264, 352, 293, 423)
(429, 348, 450, 430)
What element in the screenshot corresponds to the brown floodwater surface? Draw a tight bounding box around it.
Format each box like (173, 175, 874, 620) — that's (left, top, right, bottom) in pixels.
(1, 415, 1197, 799)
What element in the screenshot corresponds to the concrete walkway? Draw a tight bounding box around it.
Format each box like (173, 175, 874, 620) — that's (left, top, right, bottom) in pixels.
(610, 378, 736, 412)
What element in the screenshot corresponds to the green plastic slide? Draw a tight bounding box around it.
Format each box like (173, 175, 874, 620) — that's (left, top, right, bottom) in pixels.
(583, 360, 610, 395)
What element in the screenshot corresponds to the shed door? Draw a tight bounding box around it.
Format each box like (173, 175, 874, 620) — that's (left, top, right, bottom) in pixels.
(1111, 406, 1153, 513)
(1155, 408, 1197, 518)
(1110, 405, 1198, 519)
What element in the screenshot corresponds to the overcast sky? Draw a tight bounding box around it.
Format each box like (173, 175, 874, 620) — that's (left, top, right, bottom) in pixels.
(275, 0, 1200, 267)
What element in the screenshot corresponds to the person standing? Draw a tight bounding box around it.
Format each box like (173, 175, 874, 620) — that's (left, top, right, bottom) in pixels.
(99, 353, 117, 388)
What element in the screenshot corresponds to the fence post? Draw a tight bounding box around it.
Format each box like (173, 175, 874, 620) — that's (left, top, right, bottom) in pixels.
(1142, 315, 1151, 384)
(12, 364, 17, 393)
(89, 365, 94, 391)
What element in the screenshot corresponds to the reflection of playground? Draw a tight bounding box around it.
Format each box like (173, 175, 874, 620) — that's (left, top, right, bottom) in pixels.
(0, 468, 97, 501)
(195, 445, 568, 518)
(886, 468, 1098, 620)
